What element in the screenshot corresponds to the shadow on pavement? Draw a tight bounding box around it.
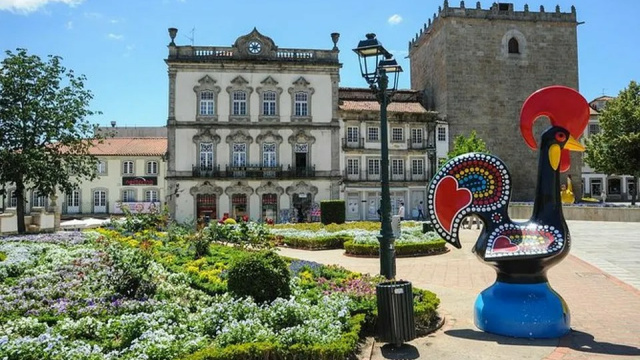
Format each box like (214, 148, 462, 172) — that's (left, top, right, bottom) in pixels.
(380, 344, 420, 359)
(444, 329, 557, 347)
(568, 330, 640, 356)
(445, 329, 640, 356)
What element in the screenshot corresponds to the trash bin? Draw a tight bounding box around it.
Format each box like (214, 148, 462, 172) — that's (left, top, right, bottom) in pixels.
(376, 280, 416, 346)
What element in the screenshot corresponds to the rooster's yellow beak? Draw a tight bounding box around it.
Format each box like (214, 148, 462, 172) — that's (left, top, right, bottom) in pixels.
(563, 135, 585, 152)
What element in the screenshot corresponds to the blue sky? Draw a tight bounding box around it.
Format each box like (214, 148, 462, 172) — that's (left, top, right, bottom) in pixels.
(2, 0, 638, 127)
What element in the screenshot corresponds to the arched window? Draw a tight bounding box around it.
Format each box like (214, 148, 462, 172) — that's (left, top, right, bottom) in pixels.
(508, 37, 519, 54)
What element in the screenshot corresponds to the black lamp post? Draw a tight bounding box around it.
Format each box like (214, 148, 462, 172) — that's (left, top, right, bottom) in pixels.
(354, 33, 403, 280)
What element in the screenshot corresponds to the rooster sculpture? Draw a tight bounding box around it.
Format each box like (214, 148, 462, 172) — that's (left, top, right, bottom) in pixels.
(426, 86, 590, 338)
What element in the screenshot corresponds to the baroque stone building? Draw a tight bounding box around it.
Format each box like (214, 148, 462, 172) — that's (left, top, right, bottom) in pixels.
(409, 1, 582, 200)
(165, 28, 342, 223)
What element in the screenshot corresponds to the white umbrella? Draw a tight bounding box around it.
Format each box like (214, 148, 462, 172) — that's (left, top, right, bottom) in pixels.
(82, 218, 109, 228)
(60, 219, 87, 230)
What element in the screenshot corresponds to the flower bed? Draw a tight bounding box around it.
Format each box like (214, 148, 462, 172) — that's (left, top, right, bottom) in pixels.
(271, 221, 447, 255)
(0, 226, 441, 359)
(344, 227, 447, 257)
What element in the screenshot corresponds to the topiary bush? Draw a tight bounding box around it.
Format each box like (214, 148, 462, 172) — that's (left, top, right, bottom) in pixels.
(320, 200, 346, 225)
(227, 251, 291, 303)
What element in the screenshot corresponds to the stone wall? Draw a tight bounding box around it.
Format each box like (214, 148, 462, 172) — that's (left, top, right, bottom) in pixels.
(508, 204, 640, 222)
(409, 2, 581, 200)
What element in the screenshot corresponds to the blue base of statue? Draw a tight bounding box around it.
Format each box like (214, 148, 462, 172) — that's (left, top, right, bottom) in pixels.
(474, 281, 570, 339)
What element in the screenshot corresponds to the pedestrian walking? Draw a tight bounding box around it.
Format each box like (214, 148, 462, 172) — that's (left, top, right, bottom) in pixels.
(398, 202, 405, 221)
(417, 201, 425, 220)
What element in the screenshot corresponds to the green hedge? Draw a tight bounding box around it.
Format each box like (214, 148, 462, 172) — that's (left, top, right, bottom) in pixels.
(181, 314, 365, 360)
(320, 200, 345, 225)
(343, 239, 447, 257)
(280, 234, 352, 250)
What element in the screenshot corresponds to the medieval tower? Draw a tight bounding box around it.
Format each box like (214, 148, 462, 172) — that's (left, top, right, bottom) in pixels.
(409, 1, 581, 201)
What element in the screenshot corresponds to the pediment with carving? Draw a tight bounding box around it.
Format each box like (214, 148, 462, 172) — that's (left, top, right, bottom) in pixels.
(288, 130, 316, 144)
(225, 181, 254, 196)
(232, 28, 278, 57)
(190, 181, 223, 196)
(192, 128, 221, 143)
(256, 181, 284, 196)
(226, 130, 253, 144)
(286, 181, 318, 196)
(256, 130, 283, 144)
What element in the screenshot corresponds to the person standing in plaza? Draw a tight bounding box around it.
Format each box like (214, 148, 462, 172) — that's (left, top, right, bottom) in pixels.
(398, 202, 405, 221)
(417, 201, 425, 220)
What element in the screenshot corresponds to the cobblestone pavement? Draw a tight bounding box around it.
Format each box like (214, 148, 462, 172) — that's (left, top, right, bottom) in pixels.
(278, 221, 640, 360)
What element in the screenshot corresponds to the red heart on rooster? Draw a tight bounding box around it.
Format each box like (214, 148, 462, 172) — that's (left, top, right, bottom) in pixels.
(492, 236, 519, 253)
(434, 175, 472, 234)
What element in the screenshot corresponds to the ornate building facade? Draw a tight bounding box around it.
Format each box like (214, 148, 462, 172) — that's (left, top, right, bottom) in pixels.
(165, 28, 343, 223)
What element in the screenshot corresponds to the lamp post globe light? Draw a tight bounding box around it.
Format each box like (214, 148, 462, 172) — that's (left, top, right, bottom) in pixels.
(354, 34, 416, 346)
(353, 33, 403, 280)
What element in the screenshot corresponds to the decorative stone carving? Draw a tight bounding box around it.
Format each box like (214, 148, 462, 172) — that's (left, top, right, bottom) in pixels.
(232, 28, 278, 58)
(287, 130, 316, 145)
(189, 181, 223, 196)
(226, 130, 254, 144)
(225, 181, 254, 197)
(286, 181, 318, 196)
(256, 181, 284, 196)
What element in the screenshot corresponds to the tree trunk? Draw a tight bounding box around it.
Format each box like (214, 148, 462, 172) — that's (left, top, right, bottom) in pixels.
(15, 180, 26, 234)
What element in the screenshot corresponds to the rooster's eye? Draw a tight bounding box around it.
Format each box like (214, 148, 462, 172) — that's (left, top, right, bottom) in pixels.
(555, 132, 567, 142)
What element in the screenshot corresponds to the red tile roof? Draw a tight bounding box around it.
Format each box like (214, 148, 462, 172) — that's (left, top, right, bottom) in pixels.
(339, 100, 427, 113)
(89, 138, 167, 156)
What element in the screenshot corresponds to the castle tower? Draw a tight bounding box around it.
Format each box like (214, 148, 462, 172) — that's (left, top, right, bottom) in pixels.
(409, 2, 581, 201)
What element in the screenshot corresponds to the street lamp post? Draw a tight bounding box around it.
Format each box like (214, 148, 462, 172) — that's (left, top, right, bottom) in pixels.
(353, 33, 403, 280)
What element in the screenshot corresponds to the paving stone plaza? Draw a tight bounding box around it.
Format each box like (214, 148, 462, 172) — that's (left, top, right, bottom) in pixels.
(279, 220, 640, 360)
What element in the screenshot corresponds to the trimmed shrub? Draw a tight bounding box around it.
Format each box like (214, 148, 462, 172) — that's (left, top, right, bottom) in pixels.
(0, 251, 6, 262)
(320, 200, 345, 225)
(343, 239, 447, 257)
(279, 234, 351, 250)
(181, 314, 365, 360)
(227, 251, 291, 303)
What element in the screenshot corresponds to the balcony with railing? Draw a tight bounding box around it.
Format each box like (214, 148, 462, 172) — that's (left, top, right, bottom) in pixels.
(192, 164, 316, 179)
(342, 137, 366, 150)
(192, 165, 222, 178)
(343, 169, 429, 182)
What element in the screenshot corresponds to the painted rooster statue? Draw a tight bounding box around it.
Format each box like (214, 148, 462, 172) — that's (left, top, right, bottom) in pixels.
(426, 86, 590, 338)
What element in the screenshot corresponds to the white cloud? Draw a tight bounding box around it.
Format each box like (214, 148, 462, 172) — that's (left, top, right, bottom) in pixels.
(388, 14, 403, 25)
(65, 20, 72, 29)
(107, 33, 123, 40)
(0, 0, 83, 13)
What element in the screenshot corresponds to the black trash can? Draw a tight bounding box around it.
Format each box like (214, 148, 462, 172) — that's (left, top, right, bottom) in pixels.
(422, 221, 433, 233)
(376, 280, 416, 346)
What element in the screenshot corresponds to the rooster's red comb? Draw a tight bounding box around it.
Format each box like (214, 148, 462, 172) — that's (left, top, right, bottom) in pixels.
(520, 86, 590, 172)
(520, 86, 590, 149)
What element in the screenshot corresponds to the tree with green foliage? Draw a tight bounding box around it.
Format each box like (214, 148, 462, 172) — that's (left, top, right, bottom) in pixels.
(585, 81, 640, 205)
(0, 48, 103, 233)
(445, 130, 490, 162)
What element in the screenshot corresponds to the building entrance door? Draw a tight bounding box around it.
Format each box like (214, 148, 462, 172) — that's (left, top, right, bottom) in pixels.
(292, 193, 311, 223)
(196, 194, 217, 225)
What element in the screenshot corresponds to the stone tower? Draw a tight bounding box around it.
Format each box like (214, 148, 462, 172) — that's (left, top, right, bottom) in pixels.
(409, 1, 581, 201)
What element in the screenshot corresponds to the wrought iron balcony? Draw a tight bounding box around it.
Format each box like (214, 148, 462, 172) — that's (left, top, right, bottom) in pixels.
(342, 137, 365, 150)
(343, 168, 428, 182)
(225, 164, 283, 179)
(192, 165, 222, 178)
